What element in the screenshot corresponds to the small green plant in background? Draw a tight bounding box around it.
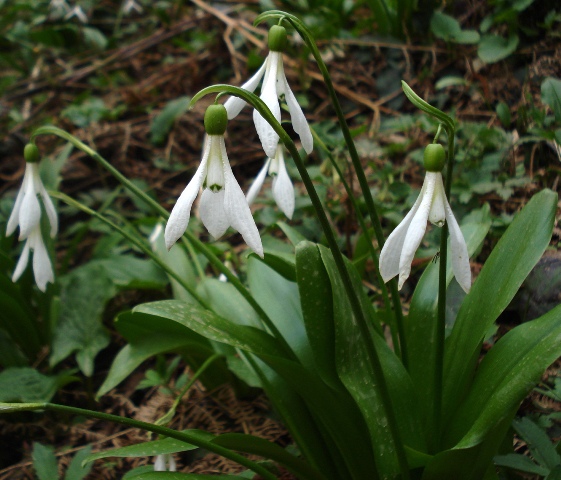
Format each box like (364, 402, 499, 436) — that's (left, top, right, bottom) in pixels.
(32, 443, 92, 480)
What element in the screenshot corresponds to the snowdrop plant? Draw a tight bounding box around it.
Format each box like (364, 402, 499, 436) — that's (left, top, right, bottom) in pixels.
(3, 11, 561, 480)
(224, 25, 313, 158)
(246, 144, 295, 219)
(6, 144, 57, 292)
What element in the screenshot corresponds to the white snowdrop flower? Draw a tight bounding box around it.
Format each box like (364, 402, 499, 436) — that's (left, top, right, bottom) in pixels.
(164, 105, 263, 257)
(223, 25, 313, 158)
(6, 145, 58, 292)
(246, 144, 295, 219)
(49, 0, 71, 16)
(154, 454, 176, 471)
(122, 0, 143, 14)
(65, 5, 88, 23)
(379, 144, 471, 293)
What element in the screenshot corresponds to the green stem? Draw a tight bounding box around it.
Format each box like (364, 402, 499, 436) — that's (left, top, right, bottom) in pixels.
(0, 402, 277, 480)
(31, 126, 296, 361)
(51, 191, 209, 308)
(256, 11, 408, 363)
(191, 84, 410, 480)
(434, 130, 455, 448)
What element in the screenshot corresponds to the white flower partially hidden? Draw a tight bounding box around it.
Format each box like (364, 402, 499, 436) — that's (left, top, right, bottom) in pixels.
(154, 454, 176, 471)
(246, 145, 295, 219)
(379, 171, 471, 293)
(223, 51, 313, 158)
(7, 162, 58, 292)
(164, 135, 263, 257)
(65, 5, 88, 23)
(122, 0, 143, 14)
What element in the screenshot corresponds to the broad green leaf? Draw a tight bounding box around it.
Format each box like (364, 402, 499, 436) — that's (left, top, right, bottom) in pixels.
(494, 453, 549, 476)
(85, 435, 197, 464)
(512, 417, 560, 470)
(64, 445, 93, 480)
(150, 97, 191, 145)
(447, 303, 561, 448)
(134, 300, 286, 359)
(318, 245, 422, 477)
(247, 257, 313, 368)
(96, 311, 215, 398)
(32, 443, 59, 480)
(213, 433, 325, 480)
(50, 263, 113, 376)
(295, 241, 339, 390)
(547, 465, 561, 480)
(95, 256, 167, 290)
(406, 208, 492, 445)
(496, 102, 511, 127)
(277, 221, 307, 246)
(430, 12, 479, 44)
(443, 190, 557, 425)
(82, 27, 108, 50)
(0, 367, 77, 403)
(478, 34, 519, 63)
(542, 77, 561, 123)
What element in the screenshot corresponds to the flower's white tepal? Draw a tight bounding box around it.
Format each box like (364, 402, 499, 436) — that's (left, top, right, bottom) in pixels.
(154, 454, 176, 472)
(246, 144, 295, 219)
(379, 171, 471, 293)
(7, 162, 58, 292)
(164, 135, 264, 257)
(223, 28, 313, 158)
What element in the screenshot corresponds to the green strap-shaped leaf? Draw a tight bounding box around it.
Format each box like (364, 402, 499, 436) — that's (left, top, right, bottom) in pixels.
(126, 474, 241, 479)
(443, 189, 557, 425)
(319, 245, 424, 477)
(213, 433, 326, 480)
(494, 453, 549, 476)
(84, 434, 197, 464)
(513, 418, 560, 470)
(295, 241, 340, 391)
(134, 301, 286, 361)
(447, 303, 561, 448)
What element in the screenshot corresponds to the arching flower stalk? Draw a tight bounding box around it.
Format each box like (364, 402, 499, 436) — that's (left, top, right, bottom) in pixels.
(6, 144, 58, 292)
(379, 144, 471, 293)
(224, 25, 313, 158)
(164, 105, 263, 257)
(246, 144, 295, 219)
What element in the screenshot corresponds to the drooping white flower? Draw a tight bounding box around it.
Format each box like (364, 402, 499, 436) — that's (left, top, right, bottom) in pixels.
(122, 0, 143, 14)
(379, 145, 471, 293)
(65, 5, 88, 23)
(164, 105, 263, 257)
(49, 0, 71, 17)
(7, 150, 58, 292)
(246, 144, 295, 219)
(154, 453, 176, 471)
(223, 25, 313, 158)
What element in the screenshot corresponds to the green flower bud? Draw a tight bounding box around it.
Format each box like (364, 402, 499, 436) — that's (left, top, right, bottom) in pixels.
(24, 143, 40, 163)
(268, 25, 288, 52)
(204, 104, 228, 136)
(423, 143, 446, 172)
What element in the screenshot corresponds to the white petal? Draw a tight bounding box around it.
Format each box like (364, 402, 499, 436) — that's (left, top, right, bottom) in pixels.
(18, 167, 41, 240)
(428, 173, 446, 227)
(219, 138, 263, 257)
(199, 188, 229, 239)
(246, 158, 271, 206)
(154, 455, 166, 472)
(444, 198, 471, 293)
(6, 165, 31, 236)
(30, 230, 54, 292)
(167, 454, 177, 472)
(254, 52, 281, 158)
(35, 177, 58, 238)
(12, 239, 31, 283)
(379, 181, 427, 283)
(272, 151, 295, 219)
(397, 173, 437, 289)
(279, 60, 313, 154)
(164, 136, 210, 250)
(224, 60, 267, 119)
